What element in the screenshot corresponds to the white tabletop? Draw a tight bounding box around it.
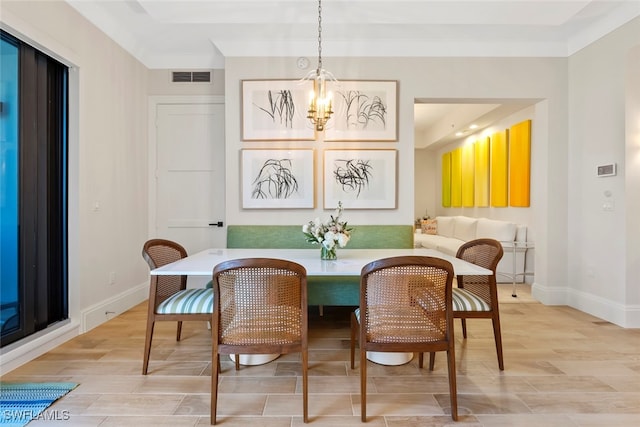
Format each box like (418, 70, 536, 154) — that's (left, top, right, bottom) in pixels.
(151, 248, 491, 276)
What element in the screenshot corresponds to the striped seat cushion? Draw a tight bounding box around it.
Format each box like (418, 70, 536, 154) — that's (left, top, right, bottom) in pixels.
(156, 288, 214, 314)
(452, 288, 490, 312)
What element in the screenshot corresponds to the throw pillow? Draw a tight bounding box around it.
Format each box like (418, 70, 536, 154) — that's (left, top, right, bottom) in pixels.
(421, 219, 437, 235)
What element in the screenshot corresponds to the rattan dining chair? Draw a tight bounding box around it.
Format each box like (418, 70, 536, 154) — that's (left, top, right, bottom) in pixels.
(349, 256, 458, 421)
(210, 258, 308, 425)
(452, 238, 505, 370)
(141, 239, 214, 375)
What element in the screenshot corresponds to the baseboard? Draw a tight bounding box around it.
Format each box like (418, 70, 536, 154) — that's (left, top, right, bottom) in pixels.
(532, 282, 640, 328)
(0, 320, 79, 375)
(0, 281, 149, 375)
(81, 281, 148, 332)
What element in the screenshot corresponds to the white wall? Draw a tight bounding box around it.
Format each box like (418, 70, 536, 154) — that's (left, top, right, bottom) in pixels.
(568, 17, 640, 326)
(626, 45, 640, 321)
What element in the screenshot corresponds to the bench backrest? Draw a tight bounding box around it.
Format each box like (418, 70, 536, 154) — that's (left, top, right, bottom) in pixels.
(227, 225, 414, 249)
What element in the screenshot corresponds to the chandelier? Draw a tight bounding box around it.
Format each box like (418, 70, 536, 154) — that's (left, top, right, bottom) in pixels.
(303, 0, 336, 132)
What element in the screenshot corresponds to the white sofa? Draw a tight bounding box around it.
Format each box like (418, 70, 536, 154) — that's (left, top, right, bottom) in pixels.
(414, 216, 529, 283)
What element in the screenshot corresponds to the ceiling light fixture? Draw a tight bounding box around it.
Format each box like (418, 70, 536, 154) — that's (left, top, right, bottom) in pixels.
(302, 0, 336, 132)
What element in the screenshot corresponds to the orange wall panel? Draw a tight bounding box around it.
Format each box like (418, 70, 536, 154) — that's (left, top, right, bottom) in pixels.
(490, 130, 508, 207)
(474, 137, 490, 207)
(509, 120, 531, 207)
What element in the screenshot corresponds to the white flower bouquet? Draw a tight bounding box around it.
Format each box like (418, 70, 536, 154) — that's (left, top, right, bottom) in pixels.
(302, 201, 352, 259)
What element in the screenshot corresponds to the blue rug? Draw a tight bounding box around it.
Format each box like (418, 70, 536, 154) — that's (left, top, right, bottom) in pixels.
(0, 382, 78, 426)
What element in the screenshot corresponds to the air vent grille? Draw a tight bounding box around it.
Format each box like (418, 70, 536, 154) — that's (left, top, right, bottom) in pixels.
(171, 71, 211, 83)
(192, 72, 211, 82)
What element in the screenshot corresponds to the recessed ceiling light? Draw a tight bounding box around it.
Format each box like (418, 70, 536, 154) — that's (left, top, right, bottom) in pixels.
(469, 124, 478, 129)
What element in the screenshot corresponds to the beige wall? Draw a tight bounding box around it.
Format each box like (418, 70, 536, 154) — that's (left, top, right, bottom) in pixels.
(626, 44, 640, 313)
(2, 1, 150, 333)
(568, 17, 640, 324)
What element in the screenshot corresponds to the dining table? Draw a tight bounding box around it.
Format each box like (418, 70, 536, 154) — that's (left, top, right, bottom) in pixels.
(151, 247, 491, 277)
(151, 247, 492, 366)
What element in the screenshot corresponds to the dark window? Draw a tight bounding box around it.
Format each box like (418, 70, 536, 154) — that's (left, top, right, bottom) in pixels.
(1, 30, 68, 346)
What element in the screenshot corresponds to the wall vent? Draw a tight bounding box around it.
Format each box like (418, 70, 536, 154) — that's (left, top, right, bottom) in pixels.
(171, 71, 211, 83)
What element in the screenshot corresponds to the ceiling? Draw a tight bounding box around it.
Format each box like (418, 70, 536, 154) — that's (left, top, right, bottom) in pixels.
(65, 0, 639, 148)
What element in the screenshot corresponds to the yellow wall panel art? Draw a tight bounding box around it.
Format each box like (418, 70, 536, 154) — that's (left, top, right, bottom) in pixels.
(441, 152, 451, 207)
(450, 147, 462, 207)
(474, 137, 490, 207)
(461, 143, 475, 207)
(509, 119, 531, 207)
(490, 130, 508, 207)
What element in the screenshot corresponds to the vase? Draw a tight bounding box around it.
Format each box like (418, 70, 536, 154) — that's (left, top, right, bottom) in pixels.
(320, 246, 337, 260)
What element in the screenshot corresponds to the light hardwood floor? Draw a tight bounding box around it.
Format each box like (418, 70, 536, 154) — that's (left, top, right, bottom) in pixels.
(2, 285, 639, 426)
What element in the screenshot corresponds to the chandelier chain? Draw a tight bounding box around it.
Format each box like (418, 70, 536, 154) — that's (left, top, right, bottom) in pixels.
(317, 0, 323, 70)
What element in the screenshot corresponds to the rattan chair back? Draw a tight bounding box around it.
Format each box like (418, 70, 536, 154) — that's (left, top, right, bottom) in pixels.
(352, 255, 458, 421)
(141, 239, 213, 375)
(210, 258, 308, 424)
(455, 238, 505, 370)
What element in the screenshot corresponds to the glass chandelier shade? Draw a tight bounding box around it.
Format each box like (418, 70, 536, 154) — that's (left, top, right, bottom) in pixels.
(303, 0, 336, 132)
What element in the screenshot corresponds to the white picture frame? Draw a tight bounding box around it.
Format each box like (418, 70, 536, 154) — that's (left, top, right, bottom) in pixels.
(242, 149, 315, 209)
(324, 80, 398, 141)
(323, 149, 397, 209)
(241, 80, 315, 141)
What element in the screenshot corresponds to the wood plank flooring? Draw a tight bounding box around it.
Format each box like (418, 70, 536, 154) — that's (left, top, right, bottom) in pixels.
(2, 285, 639, 426)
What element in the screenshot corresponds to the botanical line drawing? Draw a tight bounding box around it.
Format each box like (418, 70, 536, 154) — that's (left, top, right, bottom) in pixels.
(332, 158, 373, 197)
(338, 90, 387, 130)
(251, 158, 299, 199)
(254, 90, 296, 128)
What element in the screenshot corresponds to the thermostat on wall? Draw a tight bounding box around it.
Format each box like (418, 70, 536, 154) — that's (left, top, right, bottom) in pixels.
(597, 163, 617, 177)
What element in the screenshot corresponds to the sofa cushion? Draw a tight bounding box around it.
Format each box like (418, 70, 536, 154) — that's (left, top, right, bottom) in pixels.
(453, 216, 478, 242)
(421, 219, 437, 235)
(476, 218, 517, 242)
(414, 233, 452, 250)
(435, 238, 465, 256)
(435, 216, 455, 238)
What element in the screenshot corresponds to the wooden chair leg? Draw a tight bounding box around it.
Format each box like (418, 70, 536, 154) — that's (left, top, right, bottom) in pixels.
(429, 352, 436, 371)
(418, 352, 424, 368)
(176, 320, 183, 341)
(446, 348, 458, 421)
(350, 312, 358, 369)
(234, 354, 240, 371)
(461, 318, 467, 338)
(142, 320, 155, 375)
(492, 315, 505, 370)
(211, 353, 220, 425)
(360, 346, 367, 422)
(302, 349, 309, 423)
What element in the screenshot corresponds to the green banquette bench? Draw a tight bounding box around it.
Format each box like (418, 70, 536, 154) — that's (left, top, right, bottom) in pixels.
(226, 225, 414, 306)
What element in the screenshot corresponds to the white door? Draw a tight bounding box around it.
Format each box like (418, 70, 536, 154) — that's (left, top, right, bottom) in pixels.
(154, 101, 226, 260)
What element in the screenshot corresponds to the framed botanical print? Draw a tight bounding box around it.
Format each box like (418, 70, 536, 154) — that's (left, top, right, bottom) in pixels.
(323, 149, 397, 209)
(324, 80, 398, 141)
(241, 149, 315, 208)
(241, 80, 315, 141)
